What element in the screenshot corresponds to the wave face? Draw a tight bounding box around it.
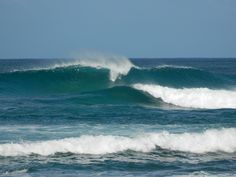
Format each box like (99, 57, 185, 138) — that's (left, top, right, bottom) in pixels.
(0, 128, 235, 156)
(133, 84, 236, 109)
(0, 66, 111, 94)
(0, 58, 236, 109)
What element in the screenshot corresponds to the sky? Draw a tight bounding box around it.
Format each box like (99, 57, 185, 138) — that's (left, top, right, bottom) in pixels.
(0, 0, 236, 58)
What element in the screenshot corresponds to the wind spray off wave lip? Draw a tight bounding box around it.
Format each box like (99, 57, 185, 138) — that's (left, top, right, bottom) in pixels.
(75, 54, 134, 81)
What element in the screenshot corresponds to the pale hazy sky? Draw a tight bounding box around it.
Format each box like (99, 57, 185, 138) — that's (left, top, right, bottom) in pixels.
(0, 0, 236, 58)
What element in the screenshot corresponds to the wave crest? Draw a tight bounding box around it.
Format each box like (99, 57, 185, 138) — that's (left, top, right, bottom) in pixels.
(8, 55, 134, 82)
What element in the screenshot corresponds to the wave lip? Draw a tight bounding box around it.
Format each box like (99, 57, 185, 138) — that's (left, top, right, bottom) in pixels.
(133, 84, 236, 109)
(0, 128, 236, 156)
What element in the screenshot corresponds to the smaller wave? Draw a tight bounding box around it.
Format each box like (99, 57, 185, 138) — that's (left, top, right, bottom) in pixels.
(0, 128, 235, 156)
(133, 84, 236, 109)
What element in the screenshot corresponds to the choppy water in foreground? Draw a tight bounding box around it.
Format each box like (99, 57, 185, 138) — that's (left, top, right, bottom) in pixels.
(0, 57, 236, 176)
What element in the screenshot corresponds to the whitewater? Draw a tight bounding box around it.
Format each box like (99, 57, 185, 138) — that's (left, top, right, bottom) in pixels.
(0, 128, 235, 156)
(133, 84, 236, 109)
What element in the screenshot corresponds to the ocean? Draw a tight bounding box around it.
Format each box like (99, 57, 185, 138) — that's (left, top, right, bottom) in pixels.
(0, 57, 236, 176)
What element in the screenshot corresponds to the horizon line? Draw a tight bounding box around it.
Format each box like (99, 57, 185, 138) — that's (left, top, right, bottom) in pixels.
(0, 57, 236, 60)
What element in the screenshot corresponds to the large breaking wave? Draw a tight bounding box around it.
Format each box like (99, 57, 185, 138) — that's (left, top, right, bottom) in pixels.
(0, 56, 236, 109)
(0, 128, 235, 156)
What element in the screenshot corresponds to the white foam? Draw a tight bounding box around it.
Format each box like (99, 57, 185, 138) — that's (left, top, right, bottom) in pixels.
(155, 65, 194, 69)
(170, 171, 215, 177)
(133, 84, 236, 109)
(0, 128, 236, 156)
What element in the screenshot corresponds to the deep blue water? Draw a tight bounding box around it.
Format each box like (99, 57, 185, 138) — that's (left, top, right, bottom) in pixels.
(0, 58, 236, 176)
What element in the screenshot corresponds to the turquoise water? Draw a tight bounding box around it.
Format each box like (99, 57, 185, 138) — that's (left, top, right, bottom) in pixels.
(0, 58, 236, 176)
